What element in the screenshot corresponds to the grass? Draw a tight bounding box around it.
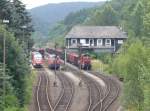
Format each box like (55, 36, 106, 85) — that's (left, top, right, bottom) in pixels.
(91, 59, 109, 73)
(23, 69, 37, 111)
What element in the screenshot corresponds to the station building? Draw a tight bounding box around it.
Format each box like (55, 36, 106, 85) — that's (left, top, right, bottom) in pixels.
(65, 26, 127, 53)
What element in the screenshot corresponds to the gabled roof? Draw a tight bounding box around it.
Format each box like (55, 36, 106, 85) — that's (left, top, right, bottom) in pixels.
(65, 26, 127, 39)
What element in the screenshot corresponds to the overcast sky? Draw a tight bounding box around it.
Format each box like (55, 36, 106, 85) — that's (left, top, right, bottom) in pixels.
(20, 0, 107, 9)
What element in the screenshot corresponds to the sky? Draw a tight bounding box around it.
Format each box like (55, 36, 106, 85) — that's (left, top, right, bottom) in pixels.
(20, 0, 107, 9)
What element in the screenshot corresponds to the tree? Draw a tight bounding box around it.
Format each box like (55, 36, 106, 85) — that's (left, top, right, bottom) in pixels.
(0, 24, 30, 107)
(112, 41, 147, 111)
(0, 0, 34, 110)
(101, 4, 118, 25)
(0, 0, 34, 54)
(86, 4, 118, 26)
(130, 1, 145, 37)
(0, 0, 11, 21)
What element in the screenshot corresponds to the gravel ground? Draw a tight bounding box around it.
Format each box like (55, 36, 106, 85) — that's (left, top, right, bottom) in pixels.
(45, 68, 62, 107)
(63, 71, 89, 111)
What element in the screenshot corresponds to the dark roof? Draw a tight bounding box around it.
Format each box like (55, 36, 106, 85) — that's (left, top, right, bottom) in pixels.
(65, 26, 127, 39)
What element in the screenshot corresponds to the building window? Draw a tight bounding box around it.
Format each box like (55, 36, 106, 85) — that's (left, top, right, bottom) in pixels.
(118, 40, 123, 44)
(97, 39, 103, 46)
(86, 39, 89, 44)
(80, 39, 86, 44)
(71, 39, 77, 45)
(105, 39, 111, 46)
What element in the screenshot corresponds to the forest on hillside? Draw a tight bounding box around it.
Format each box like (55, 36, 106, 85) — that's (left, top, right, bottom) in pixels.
(29, 2, 103, 37)
(0, 0, 34, 110)
(46, 0, 150, 111)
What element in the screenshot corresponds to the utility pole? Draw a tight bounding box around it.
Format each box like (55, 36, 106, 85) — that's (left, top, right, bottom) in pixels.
(53, 42, 57, 87)
(21, 25, 29, 63)
(64, 47, 67, 66)
(78, 43, 82, 87)
(21, 25, 27, 49)
(63, 46, 67, 71)
(2, 19, 9, 110)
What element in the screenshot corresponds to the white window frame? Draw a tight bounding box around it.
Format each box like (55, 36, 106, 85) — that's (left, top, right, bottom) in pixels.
(71, 39, 77, 45)
(105, 39, 111, 46)
(118, 40, 123, 44)
(80, 39, 86, 44)
(97, 39, 103, 46)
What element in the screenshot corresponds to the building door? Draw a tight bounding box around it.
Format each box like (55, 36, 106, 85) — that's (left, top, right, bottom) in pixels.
(89, 39, 94, 46)
(97, 39, 103, 46)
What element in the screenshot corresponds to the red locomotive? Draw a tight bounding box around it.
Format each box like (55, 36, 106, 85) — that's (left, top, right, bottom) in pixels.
(31, 52, 43, 68)
(46, 48, 92, 70)
(68, 53, 91, 70)
(45, 53, 61, 70)
(38, 48, 45, 59)
(67, 53, 79, 65)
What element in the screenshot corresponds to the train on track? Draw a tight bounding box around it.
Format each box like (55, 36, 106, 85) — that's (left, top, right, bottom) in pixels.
(31, 52, 44, 68)
(46, 48, 92, 70)
(45, 53, 61, 70)
(38, 48, 45, 59)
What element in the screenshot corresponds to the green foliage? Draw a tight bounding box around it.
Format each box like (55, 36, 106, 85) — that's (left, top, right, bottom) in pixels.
(123, 41, 146, 110)
(0, 0, 34, 109)
(86, 4, 118, 26)
(144, 85, 150, 111)
(24, 70, 36, 105)
(130, 1, 145, 37)
(0, 0, 34, 53)
(111, 40, 150, 110)
(0, 16, 32, 111)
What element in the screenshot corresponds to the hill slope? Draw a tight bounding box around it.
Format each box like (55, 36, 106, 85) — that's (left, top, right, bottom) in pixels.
(29, 2, 103, 36)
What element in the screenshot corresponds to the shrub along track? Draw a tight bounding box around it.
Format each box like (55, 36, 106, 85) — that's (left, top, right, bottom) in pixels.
(35, 68, 53, 111)
(53, 71, 75, 111)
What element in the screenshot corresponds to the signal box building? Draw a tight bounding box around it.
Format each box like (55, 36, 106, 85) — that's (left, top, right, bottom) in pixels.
(65, 26, 127, 53)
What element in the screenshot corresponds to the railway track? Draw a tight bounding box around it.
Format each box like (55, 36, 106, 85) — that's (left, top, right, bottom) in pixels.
(34, 64, 120, 111)
(69, 69, 104, 111)
(83, 75, 103, 111)
(67, 66, 120, 111)
(53, 71, 74, 111)
(90, 72, 120, 111)
(36, 69, 53, 111)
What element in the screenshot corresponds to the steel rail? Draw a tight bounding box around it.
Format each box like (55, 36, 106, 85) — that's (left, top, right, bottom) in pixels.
(53, 72, 74, 111)
(90, 72, 120, 111)
(36, 70, 53, 111)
